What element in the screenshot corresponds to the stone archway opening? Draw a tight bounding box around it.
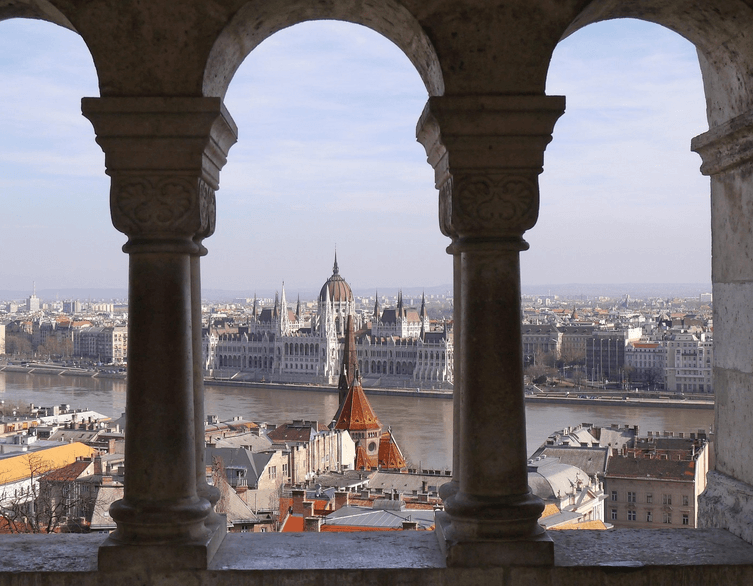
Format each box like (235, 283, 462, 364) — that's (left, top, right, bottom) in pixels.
(0, 19, 123, 294)
(530, 18, 710, 287)
(206, 20, 448, 295)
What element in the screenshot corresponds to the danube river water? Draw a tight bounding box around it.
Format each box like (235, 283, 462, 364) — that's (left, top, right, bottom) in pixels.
(0, 371, 714, 470)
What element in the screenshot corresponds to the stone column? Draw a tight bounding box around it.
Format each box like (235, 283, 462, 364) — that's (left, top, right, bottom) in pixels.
(82, 97, 237, 571)
(193, 235, 224, 540)
(417, 95, 564, 567)
(692, 110, 753, 545)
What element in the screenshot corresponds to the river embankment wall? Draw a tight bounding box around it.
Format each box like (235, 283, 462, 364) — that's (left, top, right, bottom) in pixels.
(0, 364, 714, 408)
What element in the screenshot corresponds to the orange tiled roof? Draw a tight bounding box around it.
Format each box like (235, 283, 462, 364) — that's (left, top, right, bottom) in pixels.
(281, 515, 304, 532)
(0, 443, 95, 485)
(550, 519, 608, 530)
(335, 382, 382, 432)
(377, 431, 406, 470)
(541, 503, 560, 519)
(355, 445, 378, 470)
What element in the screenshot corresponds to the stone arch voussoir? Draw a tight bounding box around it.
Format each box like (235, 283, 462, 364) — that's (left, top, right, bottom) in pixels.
(562, 0, 753, 127)
(202, 0, 443, 99)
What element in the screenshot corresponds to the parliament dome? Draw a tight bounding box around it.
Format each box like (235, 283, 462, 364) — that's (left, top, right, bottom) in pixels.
(319, 254, 353, 303)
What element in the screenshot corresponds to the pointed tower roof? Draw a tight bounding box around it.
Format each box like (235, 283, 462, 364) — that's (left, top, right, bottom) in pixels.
(420, 292, 428, 319)
(378, 428, 407, 470)
(319, 250, 353, 303)
(373, 291, 380, 319)
(335, 315, 360, 420)
(334, 378, 382, 432)
(295, 294, 301, 319)
(355, 445, 375, 470)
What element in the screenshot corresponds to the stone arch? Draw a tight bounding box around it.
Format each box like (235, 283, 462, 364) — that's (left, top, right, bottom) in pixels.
(561, 0, 753, 126)
(202, 0, 444, 99)
(0, 4, 75, 31)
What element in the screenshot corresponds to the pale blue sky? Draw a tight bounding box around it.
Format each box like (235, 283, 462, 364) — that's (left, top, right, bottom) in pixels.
(0, 17, 710, 295)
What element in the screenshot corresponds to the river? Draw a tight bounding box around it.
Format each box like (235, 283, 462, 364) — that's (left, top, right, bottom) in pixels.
(0, 371, 714, 470)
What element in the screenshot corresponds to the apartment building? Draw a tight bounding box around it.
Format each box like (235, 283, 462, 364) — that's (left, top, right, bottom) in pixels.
(605, 433, 709, 528)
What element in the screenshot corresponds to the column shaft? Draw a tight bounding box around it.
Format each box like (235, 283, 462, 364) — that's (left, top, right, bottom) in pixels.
(112, 250, 208, 540)
(459, 246, 528, 498)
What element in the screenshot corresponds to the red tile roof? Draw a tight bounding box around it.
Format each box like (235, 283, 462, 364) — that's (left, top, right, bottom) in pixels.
(281, 515, 304, 532)
(378, 431, 406, 471)
(355, 445, 378, 470)
(335, 382, 382, 432)
(42, 459, 92, 482)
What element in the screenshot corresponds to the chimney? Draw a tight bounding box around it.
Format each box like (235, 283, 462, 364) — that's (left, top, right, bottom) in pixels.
(334, 491, 350, 511)
(292, 489, 305, 516)
(94, 455, 103, 475)
(402, 521, 419, 531)
(304, 517, 322, 532)
(302, 501, 314, 517)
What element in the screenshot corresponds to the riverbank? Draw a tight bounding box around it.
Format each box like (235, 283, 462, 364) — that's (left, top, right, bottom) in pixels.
(525, 395, 714, 409)
(0, 364, 453, 399)
(0, 364, 714, 408)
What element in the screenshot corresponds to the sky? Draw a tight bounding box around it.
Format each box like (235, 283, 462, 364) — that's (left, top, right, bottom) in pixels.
(0, 17, 710, 296)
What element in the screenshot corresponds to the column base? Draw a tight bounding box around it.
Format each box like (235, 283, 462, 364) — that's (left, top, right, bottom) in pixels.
(438, 479, 459, 501)
(98, 513, 227, 572)
(699, 470, 753, 545)
(435, 511, 553, 567)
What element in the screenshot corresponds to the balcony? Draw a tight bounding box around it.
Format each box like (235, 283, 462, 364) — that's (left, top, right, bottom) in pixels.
(2, 528, 753, 583)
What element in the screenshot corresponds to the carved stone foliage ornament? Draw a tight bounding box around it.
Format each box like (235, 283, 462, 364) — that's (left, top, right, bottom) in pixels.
(110, 176, 216, 241)
(451, 174, 539, 237)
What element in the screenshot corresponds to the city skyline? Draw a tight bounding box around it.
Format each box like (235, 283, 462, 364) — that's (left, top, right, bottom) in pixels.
(1, 18, 709, 292)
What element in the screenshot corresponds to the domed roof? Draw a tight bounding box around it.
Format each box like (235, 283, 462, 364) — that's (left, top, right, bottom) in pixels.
(319, 253, 353, 303)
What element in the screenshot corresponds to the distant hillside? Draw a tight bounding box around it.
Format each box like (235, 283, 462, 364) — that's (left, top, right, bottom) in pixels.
(521, 283, 712, 299)
(0, 283, 712, 304)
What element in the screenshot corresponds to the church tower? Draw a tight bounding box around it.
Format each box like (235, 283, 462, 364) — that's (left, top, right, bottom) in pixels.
(278, 283, 290, 336)
(420, 292, 430, 336)
(334, 314, 359, 421)
(318, 251, 355, 338)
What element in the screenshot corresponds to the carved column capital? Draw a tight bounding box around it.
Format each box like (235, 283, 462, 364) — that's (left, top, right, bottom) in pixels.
(417, 95, 565, 247)
(691, 109, 753, 175)
(82, 97, 236, 253)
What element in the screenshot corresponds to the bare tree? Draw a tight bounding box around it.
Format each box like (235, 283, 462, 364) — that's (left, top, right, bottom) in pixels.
(5, 333, 32, 357)
(211, 456, 232, 516)
(0, 454, 95, 533)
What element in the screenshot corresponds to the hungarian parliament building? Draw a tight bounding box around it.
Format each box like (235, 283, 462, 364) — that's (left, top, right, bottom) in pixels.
(202, 256, 453, 389)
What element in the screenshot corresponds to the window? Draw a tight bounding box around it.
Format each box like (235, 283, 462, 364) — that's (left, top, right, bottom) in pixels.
(628, 510, 636, 521)
(682, 513, 689, 526)
(611, 509, 617, 520)
(268, 466, 277, 479)
(682, 495, 689, 507)
(662, 494, 672, 505)
(663, 512, 672, 524)
(611, 490, 617, 501)
(646, 511, 653, 523)
(627, 491, 636, 503)
(646, 493, 653, 504)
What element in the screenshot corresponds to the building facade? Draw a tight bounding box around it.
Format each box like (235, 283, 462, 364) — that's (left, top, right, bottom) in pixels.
(203, 259, 453, 388)
(605, 433, 710, 529)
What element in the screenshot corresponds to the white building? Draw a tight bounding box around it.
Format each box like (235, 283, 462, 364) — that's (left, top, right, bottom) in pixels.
(664, 329, 714, 393)
(203, 257, 453, 388)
